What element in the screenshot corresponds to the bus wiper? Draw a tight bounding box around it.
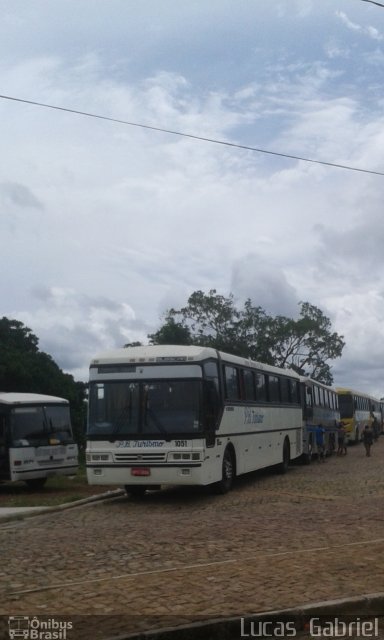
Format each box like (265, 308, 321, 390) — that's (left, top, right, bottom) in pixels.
(42, 408, 50, 432)
(145, 408, 168, 438)
(112, 406, 133, 434)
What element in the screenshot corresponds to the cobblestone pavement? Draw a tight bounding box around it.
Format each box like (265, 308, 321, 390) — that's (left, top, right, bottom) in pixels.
(1, 439, 384, 639)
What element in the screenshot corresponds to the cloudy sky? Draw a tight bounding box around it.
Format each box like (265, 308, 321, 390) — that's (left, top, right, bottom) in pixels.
(1, 0, 384, 395)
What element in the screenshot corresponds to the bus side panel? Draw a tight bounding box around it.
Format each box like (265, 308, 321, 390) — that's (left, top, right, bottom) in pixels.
(215, 405, 302, 475)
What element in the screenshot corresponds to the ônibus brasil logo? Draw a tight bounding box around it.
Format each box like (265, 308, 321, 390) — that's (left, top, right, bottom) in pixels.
(8, 616, 73, 640)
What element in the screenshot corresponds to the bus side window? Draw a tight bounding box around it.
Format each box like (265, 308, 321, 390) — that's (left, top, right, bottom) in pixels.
(291, 380, 300, 405)
(255, 373, 267, 402)
(304, 386, 313, 419)
(280, 379, 291, 404)
(268, 375, 281, 403)
(224, 365, 240, 401)
(243, 369, 256, 401)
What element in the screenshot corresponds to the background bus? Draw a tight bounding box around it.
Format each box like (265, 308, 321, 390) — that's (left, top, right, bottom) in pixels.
(0, 393, 79, 489)
(336, 388, 381, 444)
(301, 377, 340, 462)
(86, 345, 303, 495)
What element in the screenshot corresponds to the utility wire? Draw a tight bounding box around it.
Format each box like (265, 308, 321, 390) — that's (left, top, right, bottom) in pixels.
(1, 93, 384, 177)
(360, 0, 384, 7)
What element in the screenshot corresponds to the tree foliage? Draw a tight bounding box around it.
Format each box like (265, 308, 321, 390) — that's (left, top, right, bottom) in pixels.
(0, 317, 86, 447)
(149, 290, 345, 384)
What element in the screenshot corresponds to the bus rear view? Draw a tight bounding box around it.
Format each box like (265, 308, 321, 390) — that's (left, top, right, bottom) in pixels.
(0, 393, 79, 489)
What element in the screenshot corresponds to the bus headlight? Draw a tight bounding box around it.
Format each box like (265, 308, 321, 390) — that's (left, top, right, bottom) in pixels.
(167, 452, 201, 462)
(89, 453, 111, 462)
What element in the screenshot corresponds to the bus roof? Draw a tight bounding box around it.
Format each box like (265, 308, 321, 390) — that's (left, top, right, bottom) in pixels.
(300, 376, 337, 391)
(336, 387, 379, 401)
(90, 345, 301, 379)
(0, 393, 69, 406)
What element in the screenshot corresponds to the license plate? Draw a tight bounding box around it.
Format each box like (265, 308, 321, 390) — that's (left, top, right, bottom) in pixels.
(131, 467, 151, 477)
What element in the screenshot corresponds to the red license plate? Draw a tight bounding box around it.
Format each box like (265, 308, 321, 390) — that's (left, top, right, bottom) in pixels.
(131, 467, 151, 477)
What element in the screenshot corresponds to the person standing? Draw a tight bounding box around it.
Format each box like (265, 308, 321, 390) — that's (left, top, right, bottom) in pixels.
(337, 422, 347, 456)
(362, 425, 373, 457)
(315, 424, 326, 462)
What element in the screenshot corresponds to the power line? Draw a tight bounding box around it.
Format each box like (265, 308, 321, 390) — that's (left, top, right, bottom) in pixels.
(1, 93, 384, 177)
(360, 0, 384, 7)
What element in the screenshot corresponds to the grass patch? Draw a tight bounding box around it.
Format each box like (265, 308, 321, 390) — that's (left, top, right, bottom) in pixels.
(0, 467, 117, 508)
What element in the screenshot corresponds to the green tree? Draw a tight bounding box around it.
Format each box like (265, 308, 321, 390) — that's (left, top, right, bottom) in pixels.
(150, 290, 243, 353)
(149, 292, 344, 384)
(148, 317, 192, 346)
(261, 303, 345, 384)
(0, 317, 86, 448)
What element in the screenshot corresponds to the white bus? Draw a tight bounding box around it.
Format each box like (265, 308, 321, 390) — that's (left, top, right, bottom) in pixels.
(86, 345, 303, 495)
(0, 393, 79, 489)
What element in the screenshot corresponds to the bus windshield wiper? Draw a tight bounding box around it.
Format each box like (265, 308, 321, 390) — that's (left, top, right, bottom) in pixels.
(112, 405, 134, 434)
(42, 408, 54, 433)
(145, 408, 168, 437)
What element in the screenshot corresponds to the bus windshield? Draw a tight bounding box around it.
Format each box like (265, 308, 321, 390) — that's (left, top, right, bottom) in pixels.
(88, 380, 202, 437)
(338, 394, 354, 419)
(10, 405, 73, 447)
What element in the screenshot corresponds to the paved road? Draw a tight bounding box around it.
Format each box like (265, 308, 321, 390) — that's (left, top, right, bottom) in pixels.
(1, 439, 384, 639)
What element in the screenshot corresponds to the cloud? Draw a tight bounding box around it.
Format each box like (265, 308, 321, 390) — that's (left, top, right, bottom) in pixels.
(11, 287, 150, 380)
(0, 182, 43, 210)
(1, 1, 384, 401)
(230, 254, 299, 317)
(327, 290, 384, 397)
(336, 11, 383, 41)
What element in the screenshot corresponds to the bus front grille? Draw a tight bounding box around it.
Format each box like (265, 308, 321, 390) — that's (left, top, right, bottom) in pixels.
(114, 453, 167, 463)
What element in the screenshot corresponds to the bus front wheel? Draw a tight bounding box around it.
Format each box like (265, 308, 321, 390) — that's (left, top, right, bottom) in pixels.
(215, 447, 236, 494)
(278, 438, 290, 474)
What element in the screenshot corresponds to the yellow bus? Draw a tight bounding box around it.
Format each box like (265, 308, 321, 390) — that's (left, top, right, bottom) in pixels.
(336, 388, 381, 444)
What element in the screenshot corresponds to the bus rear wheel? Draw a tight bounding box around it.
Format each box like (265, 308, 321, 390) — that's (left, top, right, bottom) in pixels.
(215, 447, 235, 494)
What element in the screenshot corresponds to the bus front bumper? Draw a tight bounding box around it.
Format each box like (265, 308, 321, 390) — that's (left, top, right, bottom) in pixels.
(86, 463, 208, 486)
